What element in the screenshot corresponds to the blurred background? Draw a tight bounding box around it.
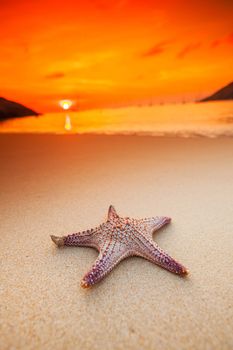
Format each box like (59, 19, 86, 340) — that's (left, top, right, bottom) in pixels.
(0, 0, 232, 135)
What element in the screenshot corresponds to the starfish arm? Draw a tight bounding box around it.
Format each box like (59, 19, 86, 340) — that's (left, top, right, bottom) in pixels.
(138, 216, 171, 236)
(135, 237, 188, 276)
(107, 205, 119, 221)
(81, 243, 129, 288)
(50, 228, 97, 248)
(51, 206, 188, 287)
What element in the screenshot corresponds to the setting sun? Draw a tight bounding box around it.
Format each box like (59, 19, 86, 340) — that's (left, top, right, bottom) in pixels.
(59, 100, 72, 110)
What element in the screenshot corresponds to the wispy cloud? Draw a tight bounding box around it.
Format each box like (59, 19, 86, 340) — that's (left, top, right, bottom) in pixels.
(226, 32, 233, 44)
(210, 31, 233, 48)
(141, 40, 170, 58)
(45, 72, 65, 79)
(92, 0, 128, 11)
(177, 42, 202, 59)
(210, 39, 221, 48)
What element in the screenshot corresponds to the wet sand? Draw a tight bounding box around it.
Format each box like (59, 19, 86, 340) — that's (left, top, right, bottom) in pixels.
(1, 134, 233, 350)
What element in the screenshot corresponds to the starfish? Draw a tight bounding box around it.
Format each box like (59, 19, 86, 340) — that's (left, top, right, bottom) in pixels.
(51, 205, 188, 288)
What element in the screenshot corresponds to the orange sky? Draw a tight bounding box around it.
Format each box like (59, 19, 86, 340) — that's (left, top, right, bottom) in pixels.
(0, 0, 232, 112)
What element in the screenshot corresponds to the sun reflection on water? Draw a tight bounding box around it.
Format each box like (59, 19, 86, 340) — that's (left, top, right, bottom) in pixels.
(64, 114, 72, 131)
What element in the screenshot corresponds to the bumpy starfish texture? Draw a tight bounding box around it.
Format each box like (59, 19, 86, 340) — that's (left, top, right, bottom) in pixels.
(51, 205, 188, 288)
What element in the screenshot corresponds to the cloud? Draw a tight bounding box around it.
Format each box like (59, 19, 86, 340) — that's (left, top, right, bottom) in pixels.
(226, 32, 233, 44)
(210, 31, 233, 48)
(92, 0, 128, 11)
(210, 39, 221, 48)
(177, 42, 201, 59)
(45, 72, 65, 79)
(141, 40, 170, 58)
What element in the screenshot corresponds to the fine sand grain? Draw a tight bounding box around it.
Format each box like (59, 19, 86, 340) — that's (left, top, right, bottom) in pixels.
(1, 134, 233, 350)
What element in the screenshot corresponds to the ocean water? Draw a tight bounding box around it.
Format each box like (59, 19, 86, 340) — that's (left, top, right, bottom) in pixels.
(0, 100, 233, 137)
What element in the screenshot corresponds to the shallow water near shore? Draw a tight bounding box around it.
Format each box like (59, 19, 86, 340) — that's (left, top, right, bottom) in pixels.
(0, 100, 233, 137)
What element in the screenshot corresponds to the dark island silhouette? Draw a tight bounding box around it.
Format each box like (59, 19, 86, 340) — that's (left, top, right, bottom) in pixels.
(0, 97, 39, 121)
(199, 81, 233, 102)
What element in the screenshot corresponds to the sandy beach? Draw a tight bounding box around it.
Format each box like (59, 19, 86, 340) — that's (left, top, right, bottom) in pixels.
(1, 134, 233, 350)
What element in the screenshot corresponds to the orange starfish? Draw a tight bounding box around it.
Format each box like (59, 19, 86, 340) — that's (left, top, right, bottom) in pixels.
(51, 205, 188, 288)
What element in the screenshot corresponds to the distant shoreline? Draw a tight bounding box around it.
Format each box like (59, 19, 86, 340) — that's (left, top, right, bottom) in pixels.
(0, 100, 233, 138)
